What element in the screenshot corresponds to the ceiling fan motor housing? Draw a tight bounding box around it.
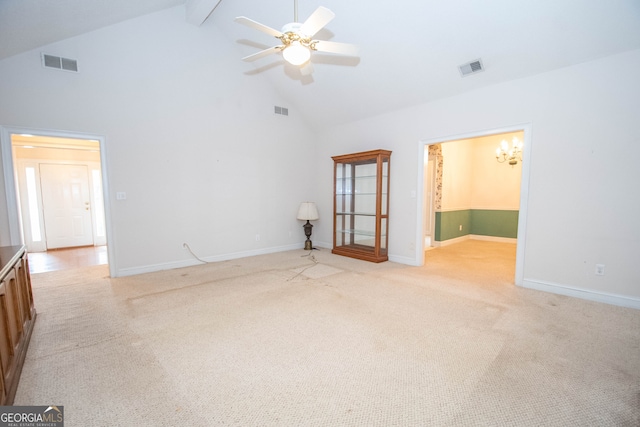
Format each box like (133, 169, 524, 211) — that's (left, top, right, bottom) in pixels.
(281, 22, 304, 34)
(281, 23, 311, 43)
(279, 22, 315, 52)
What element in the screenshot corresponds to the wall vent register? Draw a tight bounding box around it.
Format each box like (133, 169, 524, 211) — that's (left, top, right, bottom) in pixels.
(274, 106, 289, 116)
(459, 58, 484, 77)
(41, 53, 78, 72)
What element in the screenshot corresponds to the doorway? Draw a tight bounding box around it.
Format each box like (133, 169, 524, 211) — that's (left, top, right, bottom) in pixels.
(1, 127, 114, 276)
(416, 124, 531, 285)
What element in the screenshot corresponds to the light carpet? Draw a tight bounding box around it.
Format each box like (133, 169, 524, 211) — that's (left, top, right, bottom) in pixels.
(14, 241, 640, 426)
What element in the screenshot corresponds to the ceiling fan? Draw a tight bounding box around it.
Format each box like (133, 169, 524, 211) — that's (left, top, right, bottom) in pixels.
(234, 1, 358, 75)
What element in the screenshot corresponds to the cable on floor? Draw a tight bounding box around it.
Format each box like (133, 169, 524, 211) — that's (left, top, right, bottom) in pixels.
(183, 242, 208, 264)
(287, 250, 319, 281)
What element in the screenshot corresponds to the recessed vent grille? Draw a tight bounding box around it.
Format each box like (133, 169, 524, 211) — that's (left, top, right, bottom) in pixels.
(42, 53, 78, 72)
(459, 59, 484, 77)
(274, 106, 289, 116)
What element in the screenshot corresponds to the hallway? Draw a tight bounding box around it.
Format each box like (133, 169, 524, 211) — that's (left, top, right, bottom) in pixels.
(27, 245, 108, 274)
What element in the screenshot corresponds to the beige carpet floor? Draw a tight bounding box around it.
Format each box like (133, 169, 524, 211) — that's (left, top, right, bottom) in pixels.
(14, 240, 640, 426)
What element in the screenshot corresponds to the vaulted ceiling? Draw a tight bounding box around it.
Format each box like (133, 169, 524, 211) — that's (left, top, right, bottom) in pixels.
(2, 0, 640, 129)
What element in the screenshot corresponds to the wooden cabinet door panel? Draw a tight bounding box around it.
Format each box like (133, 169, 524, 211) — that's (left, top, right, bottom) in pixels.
(0, 289, 15, 395)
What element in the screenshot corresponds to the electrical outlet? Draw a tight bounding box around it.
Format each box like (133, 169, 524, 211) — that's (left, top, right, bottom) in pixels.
(459, 225, 463, 231)
(595, 264, 605, 276)
(255, 234, 260, 242)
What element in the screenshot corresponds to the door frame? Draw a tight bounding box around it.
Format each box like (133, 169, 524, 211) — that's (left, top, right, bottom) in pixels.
(1, 126, 117, 278)
(415, 123, 533, 286)
(423, 155, 436, 248)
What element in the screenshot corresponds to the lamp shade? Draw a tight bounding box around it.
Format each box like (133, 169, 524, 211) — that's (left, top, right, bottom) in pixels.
(297, 202, 319, 221)
(283, 41, 311, 66)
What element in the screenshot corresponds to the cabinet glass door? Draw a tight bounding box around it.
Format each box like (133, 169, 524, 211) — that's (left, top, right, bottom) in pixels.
(332, 150, 390, 262)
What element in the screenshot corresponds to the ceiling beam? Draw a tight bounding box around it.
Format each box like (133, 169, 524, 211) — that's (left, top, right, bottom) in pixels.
(185, 0, 222, 26)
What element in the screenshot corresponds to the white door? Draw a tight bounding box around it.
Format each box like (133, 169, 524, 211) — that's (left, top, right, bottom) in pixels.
(40, 164, 94, 249)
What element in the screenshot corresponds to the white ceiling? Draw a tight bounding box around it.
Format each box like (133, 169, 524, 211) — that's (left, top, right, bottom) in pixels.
(0, 0, 185, 60)
(2, 0, 640, 129)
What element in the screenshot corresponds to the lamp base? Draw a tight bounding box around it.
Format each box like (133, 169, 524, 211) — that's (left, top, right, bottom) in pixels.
(302, 220, 314, 251)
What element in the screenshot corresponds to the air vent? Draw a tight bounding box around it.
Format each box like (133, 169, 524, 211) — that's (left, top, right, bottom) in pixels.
(459, 59, 484, 77)
(42, 53, 78, 72)
(274, 106, 289, 116)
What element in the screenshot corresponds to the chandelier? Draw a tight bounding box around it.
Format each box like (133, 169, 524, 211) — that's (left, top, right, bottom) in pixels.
(496, 136, 523, 166)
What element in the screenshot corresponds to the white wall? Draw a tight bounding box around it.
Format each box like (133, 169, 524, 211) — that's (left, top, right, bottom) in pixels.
(314, 49, 640, 307)
(0, 6, 316, 275)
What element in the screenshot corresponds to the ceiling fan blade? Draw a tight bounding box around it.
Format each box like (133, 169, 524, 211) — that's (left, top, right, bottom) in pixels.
(299, 6, 335, 37)
(235, 16, 283, 38)
(241, 46, 283, 62)
(312, 40, 358, 56)
(300, 62, 314, 76)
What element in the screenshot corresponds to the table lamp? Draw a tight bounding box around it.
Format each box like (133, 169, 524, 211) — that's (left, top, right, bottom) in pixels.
(297, 202, 319, 250)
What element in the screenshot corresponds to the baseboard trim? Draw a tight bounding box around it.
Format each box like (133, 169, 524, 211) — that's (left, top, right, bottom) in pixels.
(115, 243, 304, 277)
(433, 235, 469, 247)
(313, 241, 332, 250)
(388, 254, 420, 266)
(434, 235, 517, 247)
(521, 278, 640, 309)
(470, 235, 517, 244)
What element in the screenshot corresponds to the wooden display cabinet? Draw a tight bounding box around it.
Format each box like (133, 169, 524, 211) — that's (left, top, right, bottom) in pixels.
(0, 245, 36, 405)
(332, 149, 391, 262)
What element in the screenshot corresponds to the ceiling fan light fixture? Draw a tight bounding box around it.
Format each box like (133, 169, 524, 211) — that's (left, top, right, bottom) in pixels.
(235, 4, 356, 74)
(283, 41, 311, 65)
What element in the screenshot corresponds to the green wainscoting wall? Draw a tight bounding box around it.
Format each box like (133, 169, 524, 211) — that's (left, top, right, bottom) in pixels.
(435, 209, 519, 242)
(435, 210, 471, 241)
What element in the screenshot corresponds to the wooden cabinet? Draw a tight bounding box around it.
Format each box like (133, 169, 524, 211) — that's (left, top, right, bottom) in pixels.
(332, 149, 391, 262)
(0, 245, 36, 405)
